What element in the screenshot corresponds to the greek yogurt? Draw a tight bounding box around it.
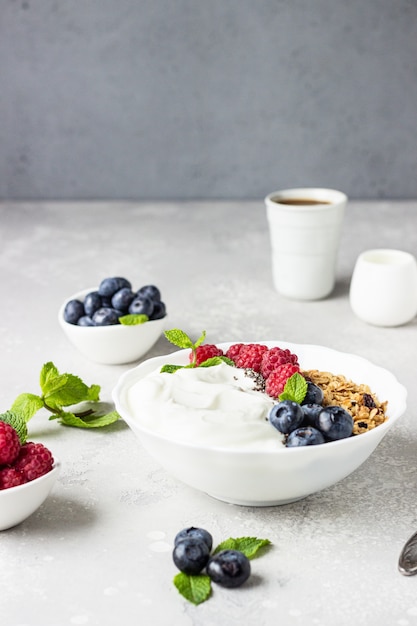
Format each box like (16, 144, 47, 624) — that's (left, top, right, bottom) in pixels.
(126, 362, 285, 450)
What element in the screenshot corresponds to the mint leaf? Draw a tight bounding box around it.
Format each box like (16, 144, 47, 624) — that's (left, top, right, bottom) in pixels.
(160, 364, 184, 374)
(44, 373, 100, 411)
(0, 410, 28, 444)
(213, 537, 271, 559)
(278, 372, 307, 403)
(40, 362, 60, 393)
(173, 572, 211, 605)
(164, 329, 195, 349)
(119, 314, 149, 326)
(199, 356, 233, 368)
(193, 330, 207, 349)
(58, 410, 120, 429)
(11, 393, 44, 422)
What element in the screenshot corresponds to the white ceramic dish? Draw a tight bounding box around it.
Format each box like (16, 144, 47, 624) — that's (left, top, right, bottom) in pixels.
(58, 288, 167, 365)
(113, 342, 407, 506)
(0, 461, 61, 531)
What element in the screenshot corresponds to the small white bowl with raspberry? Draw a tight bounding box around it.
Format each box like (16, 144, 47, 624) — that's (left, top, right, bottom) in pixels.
(113, 339, 407, 506)
(0, 422, 60, 531)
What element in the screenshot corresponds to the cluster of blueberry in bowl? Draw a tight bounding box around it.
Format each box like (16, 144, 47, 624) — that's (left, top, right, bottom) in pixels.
(268, 381, 354, 446)
(63, 276, 166, 327)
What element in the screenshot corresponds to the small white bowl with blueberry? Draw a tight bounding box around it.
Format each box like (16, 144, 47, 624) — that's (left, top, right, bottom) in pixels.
(59, 276, 167, 365)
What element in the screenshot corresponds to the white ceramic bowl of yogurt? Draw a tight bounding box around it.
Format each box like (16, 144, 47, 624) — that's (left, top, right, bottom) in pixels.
(112, 341, 407, 506)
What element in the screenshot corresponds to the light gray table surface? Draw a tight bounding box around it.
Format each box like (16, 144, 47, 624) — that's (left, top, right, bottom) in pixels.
(0, 200, 417, 626)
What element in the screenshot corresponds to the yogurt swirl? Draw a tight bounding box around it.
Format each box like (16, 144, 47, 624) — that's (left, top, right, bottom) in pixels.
(126, 362, 285, 450)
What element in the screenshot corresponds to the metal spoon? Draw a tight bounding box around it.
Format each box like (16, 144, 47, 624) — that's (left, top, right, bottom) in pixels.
(399, 531, 417, 576)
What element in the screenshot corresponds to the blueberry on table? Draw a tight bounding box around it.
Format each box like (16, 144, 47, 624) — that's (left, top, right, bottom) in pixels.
(206, 550, 251, 588)
(286, 426, 325, 447)
(111, 287, 135, 312)
(268, 400, 304, 434)
(317, 406, 354, 441)
(172, 538, 211, 575)
(83, 291, 102, 317)
(128, 296, 154, 317)
(98, 277, 131, 298)
(174, 527, 213, 552)
(92, 307, 120, 326)
(136, 284, 161, 302)
(301, 382, 324, 406)
(64, 299, 85, 324)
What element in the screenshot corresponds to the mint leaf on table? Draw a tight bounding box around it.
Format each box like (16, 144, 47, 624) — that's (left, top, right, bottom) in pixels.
(213, 537, 271, 559)
(40, 362, 100, 411)
(58, 409, 121, 429)
(8, 362, 120, 430)
(119, 314, 149, 326)
(278, 372, 308, 404)
(173, 572, 212, 605)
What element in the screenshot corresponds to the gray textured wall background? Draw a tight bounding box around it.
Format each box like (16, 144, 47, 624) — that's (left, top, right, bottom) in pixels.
(1, 0, 416, 201)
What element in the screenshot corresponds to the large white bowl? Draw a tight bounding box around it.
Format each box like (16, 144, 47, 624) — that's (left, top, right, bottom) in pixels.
(112, 342, 407, 506)
(0, 461, 61, 531)
(58, 288, 167, 365)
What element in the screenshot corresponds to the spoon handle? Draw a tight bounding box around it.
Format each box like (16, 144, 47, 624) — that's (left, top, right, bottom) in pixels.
(399, 531, 417, 576)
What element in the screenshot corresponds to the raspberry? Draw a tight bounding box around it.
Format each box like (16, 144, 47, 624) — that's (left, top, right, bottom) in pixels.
(190, 344, 224, 366)
(265, 363, 300, 398)
(260, 347, 299, 379)
(14, 442, 54, 482)
(234, 344, 268, 372)
(0, 421, 21, 465)
(0, 467, 26, 490)
(225, 343, 245, 363)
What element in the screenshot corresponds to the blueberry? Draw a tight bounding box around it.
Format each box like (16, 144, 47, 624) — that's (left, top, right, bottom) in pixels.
(149, 300, 166, 320)
(301, 382, 324, 405)
(111, 287, 135, 312)
(92, 307, 120, 326)
(136, 284, 161, 302)
(77, 315, 95, 326)
(64, 299, 85, 324)
(172, 538, 210, 575)
(174, 527, 213, 552)
(206, 550, 251, 588)
(268, 400, 304, 434)
(301, 403, 323, 425)
(128, 296, 154, 317)
(286, 426, 325, 447)
(83, 291, 102, 317)
(316, 406, 354, 441)
(98, 277, 131, 298)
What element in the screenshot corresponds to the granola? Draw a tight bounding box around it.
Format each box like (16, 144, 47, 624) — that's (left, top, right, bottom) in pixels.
(302, 369, 388, 435)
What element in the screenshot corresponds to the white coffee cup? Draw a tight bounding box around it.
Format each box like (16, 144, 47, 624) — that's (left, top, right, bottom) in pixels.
(264, 188, 347, 300)
(349, 249, 417, 327)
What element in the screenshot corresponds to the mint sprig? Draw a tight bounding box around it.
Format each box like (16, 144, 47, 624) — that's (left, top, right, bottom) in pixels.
(278, 372, 308, 403)
(173, 535, 271, 605)
(161, 330, 233, 373)
(9, 361, 120, 429)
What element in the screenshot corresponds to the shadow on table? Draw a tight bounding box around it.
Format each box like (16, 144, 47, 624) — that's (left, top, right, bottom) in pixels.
(4, 494, 99, 536)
